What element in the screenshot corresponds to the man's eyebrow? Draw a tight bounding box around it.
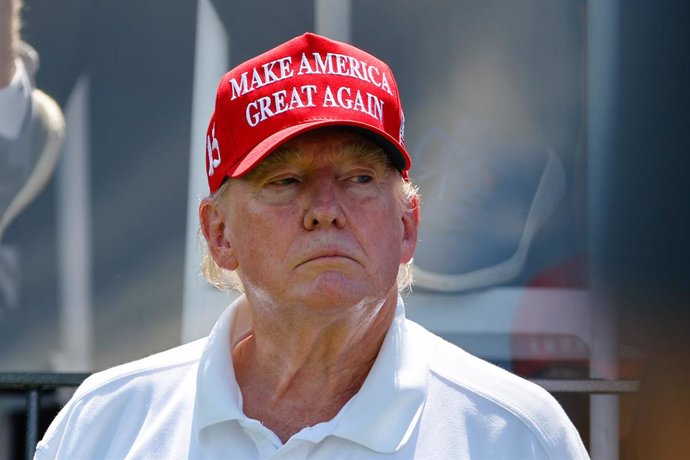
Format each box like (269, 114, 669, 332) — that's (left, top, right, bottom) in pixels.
(340, 143, 392, 170)
(245, 141, 394, 182)
(243, 147, 301, 181)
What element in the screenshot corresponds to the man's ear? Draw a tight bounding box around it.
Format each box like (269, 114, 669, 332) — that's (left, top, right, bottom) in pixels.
(400, 195, 419, 264)
(199, 197, 239, 270)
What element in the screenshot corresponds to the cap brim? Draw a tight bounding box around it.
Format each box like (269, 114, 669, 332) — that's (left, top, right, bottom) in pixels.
(227, 119, 411, 178)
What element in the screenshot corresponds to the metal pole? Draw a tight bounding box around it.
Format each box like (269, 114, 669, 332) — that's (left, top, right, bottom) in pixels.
(55, 75, 93, 372)
(25, 389, 40, 460)
(587, 0, 620, 458)
(315, 0, 351, 43)
(181, 0, 234, 342)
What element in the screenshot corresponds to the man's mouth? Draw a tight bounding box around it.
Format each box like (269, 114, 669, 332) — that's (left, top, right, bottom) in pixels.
(297, 248, 357, 267)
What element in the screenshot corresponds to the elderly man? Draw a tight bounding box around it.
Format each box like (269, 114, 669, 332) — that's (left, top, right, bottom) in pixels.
(36, 33, 588, 459)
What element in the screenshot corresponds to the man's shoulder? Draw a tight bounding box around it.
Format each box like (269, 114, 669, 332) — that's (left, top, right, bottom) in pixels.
(405, 319, 587, 456)
(423, 326, 555, 409)
(35, 339, 208, 458)
(73, 337, 207, 401)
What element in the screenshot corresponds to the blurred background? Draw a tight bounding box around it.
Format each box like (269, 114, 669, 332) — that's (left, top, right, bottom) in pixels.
(0, 0, 688, 459)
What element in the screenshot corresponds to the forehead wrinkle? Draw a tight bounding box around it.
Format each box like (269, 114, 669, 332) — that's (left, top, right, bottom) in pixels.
(246, 146, 302, 180)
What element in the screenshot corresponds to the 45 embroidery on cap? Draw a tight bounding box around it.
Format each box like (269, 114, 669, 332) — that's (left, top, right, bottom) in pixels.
(207, 123, 221, 176)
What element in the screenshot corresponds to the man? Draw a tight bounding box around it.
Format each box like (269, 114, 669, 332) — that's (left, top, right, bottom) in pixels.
(0, 0, 64, 242)
(0, 0, 64, 315)
(36, 33, 588, 459)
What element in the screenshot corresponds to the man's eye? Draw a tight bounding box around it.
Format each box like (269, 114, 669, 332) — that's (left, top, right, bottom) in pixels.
(270, 177, 300, 186)
(351, 174, 373, 184)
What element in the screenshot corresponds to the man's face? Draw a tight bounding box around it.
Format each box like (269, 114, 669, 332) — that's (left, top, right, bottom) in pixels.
(208, 128, 417, 312)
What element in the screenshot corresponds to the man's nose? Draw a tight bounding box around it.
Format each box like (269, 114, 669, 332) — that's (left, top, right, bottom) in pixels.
(303, 178, 346, 230)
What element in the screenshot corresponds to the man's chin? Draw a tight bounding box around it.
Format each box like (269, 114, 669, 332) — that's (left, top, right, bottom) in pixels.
(290, 275, 396, 311)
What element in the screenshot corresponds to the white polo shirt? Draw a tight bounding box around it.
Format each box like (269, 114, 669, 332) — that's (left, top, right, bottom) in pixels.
(35, 296, 589, 459)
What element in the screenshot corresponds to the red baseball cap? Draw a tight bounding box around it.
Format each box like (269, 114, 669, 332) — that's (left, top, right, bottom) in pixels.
(205, 32, 411, 193)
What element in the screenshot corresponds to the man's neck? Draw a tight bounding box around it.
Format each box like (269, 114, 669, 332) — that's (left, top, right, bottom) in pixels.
(231, 293, 398, 443)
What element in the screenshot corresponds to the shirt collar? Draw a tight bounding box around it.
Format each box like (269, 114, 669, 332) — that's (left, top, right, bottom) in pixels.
(330, 296, 429, 452)
(194, 295, 430, 452)
(194, 295, 251, 432)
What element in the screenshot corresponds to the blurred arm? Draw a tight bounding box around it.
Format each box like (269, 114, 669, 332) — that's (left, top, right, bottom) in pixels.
(0, 0, 19, 87)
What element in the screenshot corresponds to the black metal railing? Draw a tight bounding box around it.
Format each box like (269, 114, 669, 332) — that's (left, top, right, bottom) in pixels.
(531, 378, 639, 394)
(0, 373, 639, 459)
(0, 372, 90, 460)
